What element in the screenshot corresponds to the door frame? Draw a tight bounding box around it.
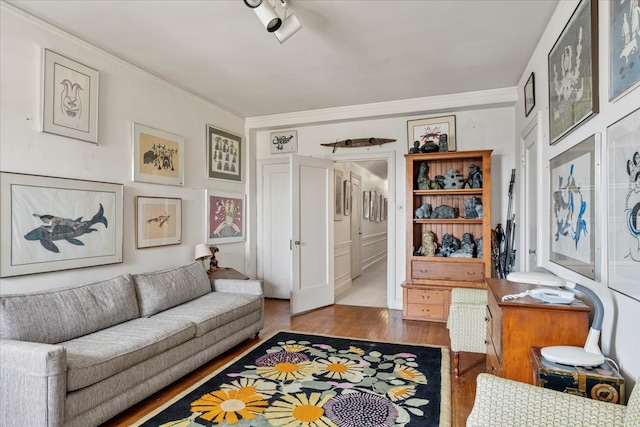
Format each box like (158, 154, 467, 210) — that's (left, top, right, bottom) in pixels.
(327, 151, 398, 310)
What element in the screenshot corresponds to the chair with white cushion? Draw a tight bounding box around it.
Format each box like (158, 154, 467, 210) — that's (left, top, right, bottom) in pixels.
(447, 287, 488, 377)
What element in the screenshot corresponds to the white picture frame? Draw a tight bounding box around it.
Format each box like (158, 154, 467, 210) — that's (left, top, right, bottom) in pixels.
(270, 130, 298, 154)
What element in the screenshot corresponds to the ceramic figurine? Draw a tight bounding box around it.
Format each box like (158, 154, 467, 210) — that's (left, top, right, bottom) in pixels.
(430, 204, 458, 219)
(439, 233, 460, 257)
(414, 202, 432, 219)
(443, 167, 464, 189)
(463, 196, 482, 219)
(439, 134, 449, 152)
(464, 163, 483, 188)
(416, 162, 431, 190)
(409, 140, 421, 154)
(451, 233, 475, 258)
(415, 230, 438, 257)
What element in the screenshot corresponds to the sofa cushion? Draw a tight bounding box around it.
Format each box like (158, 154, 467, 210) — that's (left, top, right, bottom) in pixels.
(0, 274, 139, 344)
(133, 262, 212, 317)
(154, 291, 262, 337)
(63, 316, 195, 391)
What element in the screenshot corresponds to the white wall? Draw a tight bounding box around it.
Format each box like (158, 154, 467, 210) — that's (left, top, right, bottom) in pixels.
(512, 0, 640, 388)
(0, 6, 248, 293)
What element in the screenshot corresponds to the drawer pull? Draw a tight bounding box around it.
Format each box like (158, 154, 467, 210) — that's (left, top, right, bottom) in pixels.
(484, 317, 489, 322)
(419, 269, 429, 273)
(484, 340, 489, 345)
(467, 271, 476, 276)
(422, 295, 430, 300)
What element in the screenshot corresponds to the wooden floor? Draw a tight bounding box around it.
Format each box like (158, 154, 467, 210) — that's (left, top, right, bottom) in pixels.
(100, 299, 485, 427)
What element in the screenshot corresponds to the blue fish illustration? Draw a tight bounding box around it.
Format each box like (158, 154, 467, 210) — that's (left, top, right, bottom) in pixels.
(24, 204, 108, 253)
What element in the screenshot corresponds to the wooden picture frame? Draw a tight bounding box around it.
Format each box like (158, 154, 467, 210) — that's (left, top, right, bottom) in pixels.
(205, 190, 245, 244)
(270, 130, 298, 154)
(607, 107, 640, 301)
(548, 0, 599, 144)
(207, 125, 242, 182)
(135, 196, 182, 249)
(524, 72, 535, 117)
(609, 0, 640, 101)
(549, 134, 600, 280)
(334, 169, 344, 221)
(407, 115, 456, 153)
(0, 172, 123, 277)
(42, 49, 99, 144)
(132, 123, 185, 186)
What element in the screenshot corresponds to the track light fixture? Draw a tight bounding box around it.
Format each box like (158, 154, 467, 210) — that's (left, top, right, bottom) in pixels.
(244, 0, 302, 43)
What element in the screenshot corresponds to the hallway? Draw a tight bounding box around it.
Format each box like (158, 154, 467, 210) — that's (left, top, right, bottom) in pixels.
(336, 258, 387, 308)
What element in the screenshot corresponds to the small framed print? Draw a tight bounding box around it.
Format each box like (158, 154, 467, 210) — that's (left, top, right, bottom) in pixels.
(42, 49, 99, 144)
(407, 115, 456, 153)
(363, 191, 370, 219)
(208, 125, 242, 182)
(343, 180, 351, 216)
(132, 123, 185, 186)
(205, 190, 245, 244)
(270, 130, 298, 154)
(135, 196, 182, 249)
(524, 72, 535, 117)
(334, 169, 344, 221)
(609, 0, 640, 101)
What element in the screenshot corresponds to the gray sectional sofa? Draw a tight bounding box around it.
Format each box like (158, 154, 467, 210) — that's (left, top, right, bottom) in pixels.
(0, 262, 264, 427)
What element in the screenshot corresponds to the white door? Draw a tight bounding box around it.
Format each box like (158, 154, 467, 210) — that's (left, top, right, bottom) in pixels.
(290, 154, 334, 315)
(522, 113, 540, 271)
(350, 173, 362, 279)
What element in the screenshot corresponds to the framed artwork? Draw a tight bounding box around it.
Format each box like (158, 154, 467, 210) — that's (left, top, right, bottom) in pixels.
(363, 191, 370, 219)
(334, 169, 344, 221)
(384, 197, 388, 221)
(549, 134, 600, 280)
(343, 179, 351, 216)
(548, 0, 599, 144)
(607, 108, 640, 301)
(135, 196, 182, 249)
(270, 130, 298, 154)
(407, 115, 456, 153)
(524, 72, 535, 117)
(208, 125, 242, 182)
(42, 49, 99, 144)
(370, 191, 378, 222)
(205, 190, 245, 244)
(0, 172, 123, 277)
(132, 123, 184, 186)
(609, 0, 640, 101)
(377, 194, 384, 223)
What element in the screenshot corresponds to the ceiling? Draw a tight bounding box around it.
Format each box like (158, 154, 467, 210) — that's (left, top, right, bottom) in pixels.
(8, 0, 559, 118)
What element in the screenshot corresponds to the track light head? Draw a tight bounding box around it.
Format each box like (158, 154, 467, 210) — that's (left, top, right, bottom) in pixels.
(243, 0, 262, 7)
(245, 0, 282, 33)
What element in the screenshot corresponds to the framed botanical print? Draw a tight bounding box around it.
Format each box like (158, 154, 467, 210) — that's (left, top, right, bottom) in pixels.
(607, 108, 640, 301)
(205, 190, 245, 244)
(407, 115, 456, 152)
(135, 196, 182, 249)
(42, 49, 99, 144)
(549, 134, 600, 280)
(208, 125, 242, 182)
(548, 0, 599, 144)
(609, 0, 640, 101)
(132, 123, 184, 186)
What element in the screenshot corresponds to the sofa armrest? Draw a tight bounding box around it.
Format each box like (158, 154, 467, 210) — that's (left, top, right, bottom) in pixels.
(0, 339, 67, 426)
(467, 373, 626, 427)
(213, 279, 263, 296)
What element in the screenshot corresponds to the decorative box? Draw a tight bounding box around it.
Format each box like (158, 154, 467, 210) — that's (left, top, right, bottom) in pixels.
(530, 347, 625, 404)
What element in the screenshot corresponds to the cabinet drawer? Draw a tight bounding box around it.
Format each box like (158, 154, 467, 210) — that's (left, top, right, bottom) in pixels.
(406, 303, 445, 320)
(412, 260, 484, 282)
(486, 337, 501, 375)
(406, 288, 445, 305)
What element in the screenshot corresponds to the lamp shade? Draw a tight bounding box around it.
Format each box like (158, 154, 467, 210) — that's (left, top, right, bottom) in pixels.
(194, 243, 212, 261)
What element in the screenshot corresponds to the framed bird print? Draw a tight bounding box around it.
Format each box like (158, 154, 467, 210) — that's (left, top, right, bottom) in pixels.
(42, 49, 100, 144)
(135, 196, 182, 249)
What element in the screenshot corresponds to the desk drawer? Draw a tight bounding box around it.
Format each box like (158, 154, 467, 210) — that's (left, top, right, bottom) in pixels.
(412, 260, 484, 282)
(406, 303, 445, 320)
(405, 288, 445, 305)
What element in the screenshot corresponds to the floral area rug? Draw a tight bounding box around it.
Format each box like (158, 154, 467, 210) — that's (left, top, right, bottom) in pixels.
(134, 331, 450, 427)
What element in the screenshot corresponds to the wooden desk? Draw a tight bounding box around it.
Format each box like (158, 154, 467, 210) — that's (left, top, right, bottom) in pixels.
(207, 267, 249, 281)
(485, 278, 590, 384)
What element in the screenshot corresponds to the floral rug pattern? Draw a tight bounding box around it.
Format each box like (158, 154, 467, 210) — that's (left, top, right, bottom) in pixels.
(137, 331, 449, 427)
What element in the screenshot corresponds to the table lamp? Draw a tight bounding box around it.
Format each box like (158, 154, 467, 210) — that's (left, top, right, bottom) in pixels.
(507, 271, 605, 367)
(194, 243, 213, 271)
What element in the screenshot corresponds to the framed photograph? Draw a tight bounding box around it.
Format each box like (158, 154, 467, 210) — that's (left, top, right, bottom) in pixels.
(524, 72, 535, 117)
(609, 0, 640, 101)
(270, 130, 298, 154)
(407, 115, 456, 153)
(0, 172, 123, 277)
(549, 134, 600, 280)
(42, 49, 99, 144)
(208, 125, 242, 182)
(548, 0, 599, 144)
(363, 191, 370, 219)
(370, 191, 378, 222)
(343, 179, 351, 216)
(334, 169, 344, 221)
(135, 196, 182, 249)
(607, 108, 640, 301)
(205, 190, 245, 244)
(132, 123, 184, 186)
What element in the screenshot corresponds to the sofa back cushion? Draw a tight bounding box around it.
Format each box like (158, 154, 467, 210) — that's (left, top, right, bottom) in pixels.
(0, 274, 139, 344)
(133, 262, 211, 317)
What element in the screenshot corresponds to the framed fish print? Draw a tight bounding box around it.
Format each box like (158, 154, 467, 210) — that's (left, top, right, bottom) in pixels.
(132, 123, 185, 186)
(0, 172, 123, 277)
(205, 190, 245, 244)
(207, 125, 242, 182)
(42, 49, 99, 144)
(609, 0, 640, 101)
(548, 0, 599, 144)
(135, 196, 182, 249)
(549, 134, 600, 280)
(607, 108, 640, 301)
